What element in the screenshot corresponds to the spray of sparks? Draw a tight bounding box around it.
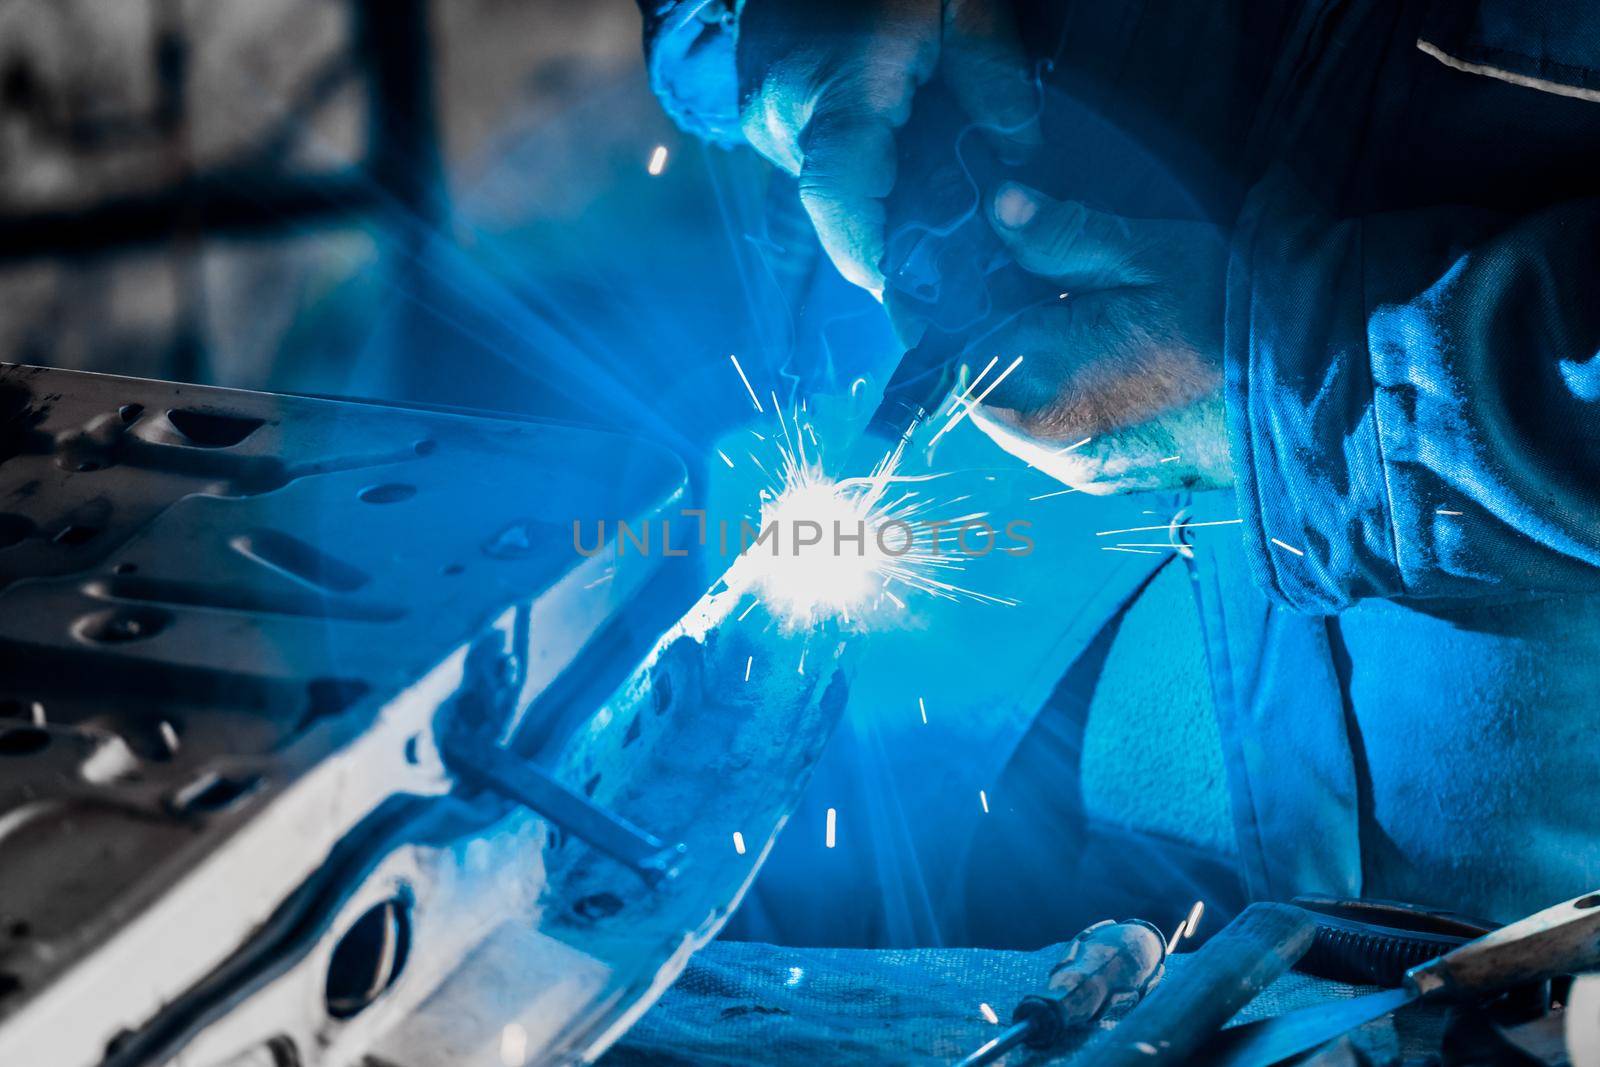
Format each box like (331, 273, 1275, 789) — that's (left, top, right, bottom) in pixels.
(722, 376, 1016, 629)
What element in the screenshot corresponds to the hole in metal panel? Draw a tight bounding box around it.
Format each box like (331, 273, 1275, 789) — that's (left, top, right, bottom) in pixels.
(117, 403, 143, 424)
(87, 577, 403, 623)
(53, 524, 100, 547)
(232, 530, 370, 594)
(0, 727, 50, 756)
(325, 898, 411, 1020)
(166, 408, 265, 448)
(358, 483, 416, 505)
(171, 771, 262, 813)
(75, 606, 172, 643)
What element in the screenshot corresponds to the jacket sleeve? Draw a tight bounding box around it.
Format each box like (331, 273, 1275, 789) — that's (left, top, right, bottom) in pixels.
(1225, 166, 1600, 613)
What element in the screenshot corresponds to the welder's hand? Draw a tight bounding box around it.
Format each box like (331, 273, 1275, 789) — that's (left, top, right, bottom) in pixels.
(968, 181, 1234, 494)
(737, 0, 1040, 291)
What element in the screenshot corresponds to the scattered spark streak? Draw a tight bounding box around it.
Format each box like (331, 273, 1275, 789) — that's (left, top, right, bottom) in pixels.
(883, 587, 906, 609)
(1167, 922, 1188, 955)
(1437, 508, 1463, 515)
(919, 696, 928, 724)
(647, 144, 669, 175)
(1270, 537, 1306, 556)
(1052, 436, 1093, 455)
(979, 790, 990, 813)
(716, 448, 735, 469)
(980, 1003, 1000, 1025)
(805, 424, 820, 447)
(500, 1023, 529, 1067)
(583, 572, 615, 589)
(737, 598, 759, 622)
(1184, 900, 1205, 939)
(797, 648, 807, 675)
(1058, 292, 1070, 300)
(932, 355, 1023, 443)
(744, 655, 753, 681)
(1114, 543, 1190, 548)
(1160, 455, 1181, 463)
(729, 354, 763, 411)
(1096, 518, 1243, 537)
(749, 429, 767, 441)
(1029, 488, 1079, 501)
(1103, 546, 1160, 555)
(158, 720, 180, 754)
(943, 355, 999, 415)
(825, 807, 837, 848)
(732, 831, 746, 855)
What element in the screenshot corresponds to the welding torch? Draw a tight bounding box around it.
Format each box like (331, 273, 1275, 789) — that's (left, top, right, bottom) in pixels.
(853, 81, 1059, 468)
(956, 919, 1167, 1067)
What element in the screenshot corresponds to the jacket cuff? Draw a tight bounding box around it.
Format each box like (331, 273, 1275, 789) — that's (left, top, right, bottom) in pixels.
(1223, 169, 1405, 614)
(640, 0, 743, 147)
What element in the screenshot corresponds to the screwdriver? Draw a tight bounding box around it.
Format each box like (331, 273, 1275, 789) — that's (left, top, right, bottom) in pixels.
(956, 919, 1168, 1067)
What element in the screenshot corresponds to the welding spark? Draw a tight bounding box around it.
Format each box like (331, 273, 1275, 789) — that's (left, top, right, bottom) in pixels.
(980, 1003, 1000, 1025)
(919, 696, 928, 724)
(979, 789, 990, 814)
(737, 598, 759, 622)
(729, 354, 764, 411)
(1270, 537, 1306, 556)
(1184, 899, 1205, 938)
(942, 355, 999, 416)
(732, 831, 747, 855)
(1095, 518, 1243, 537)
(723, 400, 1015, 627)
(1160, 455, 1181, 463)
(744, 655, 753, 681)
(1436, 508, 1463, 516)
(1029, 488, 1079, 501)
(932, 355, 1024, 444)
(825, 807, 837, 848)
(1102, 546, 1160, 555)
(717, 449, 735, 469)
(1051, 436, 1093, 455)
(647, 145, 669, 175)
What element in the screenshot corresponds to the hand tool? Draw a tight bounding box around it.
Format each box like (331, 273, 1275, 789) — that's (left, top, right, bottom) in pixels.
(1204, 887, 1600, 1067)
(1291, 896, 1496, 987)
(1085, 902, 1318, 1067)
(955, 919, 1167, 1067)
